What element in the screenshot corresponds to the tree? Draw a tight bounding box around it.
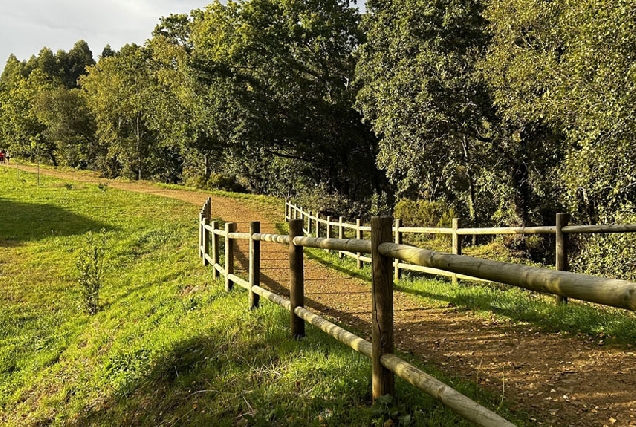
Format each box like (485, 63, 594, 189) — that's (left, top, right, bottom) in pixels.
(482, 0, 636, 223)
(80, 44, 156, 179)
(57, 40, 95, 89)
(188, 0, 381, 199)
(0, 67, 52, 162)
(0, 42, 96, 166)
(355, 0, 498, 225)
(34, 87, 97, 168)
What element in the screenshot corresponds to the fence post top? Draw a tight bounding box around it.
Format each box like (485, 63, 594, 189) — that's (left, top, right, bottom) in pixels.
(371, 215, 394, 223)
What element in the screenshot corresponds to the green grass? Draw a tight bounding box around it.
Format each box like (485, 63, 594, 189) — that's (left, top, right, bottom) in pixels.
(0, 168, 524, 426)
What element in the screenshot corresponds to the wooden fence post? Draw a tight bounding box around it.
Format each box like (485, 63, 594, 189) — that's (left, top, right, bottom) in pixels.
(452, 218, 462, 285)
(289, 219, 305, 339)
(249, 221, 261, 309)
(394, 218, 402, 281)
(338, 216, 345, 259)
(198, 211, 204, 259)
(315, 212, 321, 238)
(307, 210, 312, 236)
(202, 216, 210, 266)
(556, 213, 570, 304)
(371, 216, 395, 400)
(325, 216, 332, 253)
(211, 221, 219, 279)
(356, 219, 363, 269)
(225, 222, 236, 291)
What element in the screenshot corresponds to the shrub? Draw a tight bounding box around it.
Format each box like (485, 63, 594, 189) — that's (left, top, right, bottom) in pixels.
(293, 184, 369, 220)
(570, 207, 636, 280)
(76, 231, 105, 315)
(393, 199, 455, 227)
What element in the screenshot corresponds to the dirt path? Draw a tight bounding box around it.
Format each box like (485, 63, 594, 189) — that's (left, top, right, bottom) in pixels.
(15, 164, 636, 427)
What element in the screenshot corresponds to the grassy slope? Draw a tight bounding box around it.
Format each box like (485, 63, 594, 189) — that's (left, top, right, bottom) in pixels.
(0, 168, 518, 426)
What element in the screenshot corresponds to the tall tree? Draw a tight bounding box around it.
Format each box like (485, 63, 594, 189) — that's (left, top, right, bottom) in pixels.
(482, 0, 636, 223)
(356, 0, 498, 224)
(80, 44, 156, 179)
(188, 0, 380, 198)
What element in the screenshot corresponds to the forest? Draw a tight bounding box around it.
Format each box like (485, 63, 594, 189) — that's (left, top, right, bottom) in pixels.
(1, 0, 635, 276)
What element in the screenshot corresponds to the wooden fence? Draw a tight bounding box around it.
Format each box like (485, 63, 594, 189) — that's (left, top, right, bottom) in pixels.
(286, 202, 636, 304)
(200, 198, 636, 427)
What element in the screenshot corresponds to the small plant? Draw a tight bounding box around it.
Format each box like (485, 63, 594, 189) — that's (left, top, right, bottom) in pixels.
(76, 231, 105, 315)
(64, 183, 73, 190)
(97, 182, 108, 192)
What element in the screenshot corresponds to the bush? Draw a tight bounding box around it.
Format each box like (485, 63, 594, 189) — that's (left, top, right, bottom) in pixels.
(76, 231, 105, 315)
(570, 207, 636, 280)
(393, 199, 455, 227)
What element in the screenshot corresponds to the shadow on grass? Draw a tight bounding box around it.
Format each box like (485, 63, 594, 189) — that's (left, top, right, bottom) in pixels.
(68, 321, 374, 426)
(0, 199, 112, 247)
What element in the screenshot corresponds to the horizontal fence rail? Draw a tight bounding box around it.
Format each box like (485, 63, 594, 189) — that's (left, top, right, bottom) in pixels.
(285, 202, 636, 296)
(380, 243, 636, 311)
(200, 198, 516, 427)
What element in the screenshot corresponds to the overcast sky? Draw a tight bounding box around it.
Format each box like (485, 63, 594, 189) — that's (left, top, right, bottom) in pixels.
(0, 0, 212, 73)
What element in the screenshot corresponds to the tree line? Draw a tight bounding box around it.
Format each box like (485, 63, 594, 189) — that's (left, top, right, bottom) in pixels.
(1, 0, 635, 275)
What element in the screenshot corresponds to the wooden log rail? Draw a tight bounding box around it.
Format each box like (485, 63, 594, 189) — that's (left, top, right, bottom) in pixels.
(201, 201, 515, 427)
(284, 201, 636, 301)
(379, 243, 636, 311)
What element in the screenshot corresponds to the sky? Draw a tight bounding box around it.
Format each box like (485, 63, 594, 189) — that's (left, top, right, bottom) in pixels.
(0, 0, 213, 74)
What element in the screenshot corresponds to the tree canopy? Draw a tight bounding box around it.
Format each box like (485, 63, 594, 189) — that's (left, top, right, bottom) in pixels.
(1, 0, 635, 236)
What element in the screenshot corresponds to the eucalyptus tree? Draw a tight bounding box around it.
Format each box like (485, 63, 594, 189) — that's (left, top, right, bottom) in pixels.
(0, 42, 95, 166)
(80, 44, 157, 179)
(0, 62, 51, 163)
(57, 40, 95, 89)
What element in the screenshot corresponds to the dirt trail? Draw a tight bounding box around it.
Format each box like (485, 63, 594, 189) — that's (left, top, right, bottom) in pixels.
(15, 163, 636, 427)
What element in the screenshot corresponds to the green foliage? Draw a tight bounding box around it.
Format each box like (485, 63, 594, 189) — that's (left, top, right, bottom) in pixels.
(393, 199, 455, 228)
(482, 0, 636, 225)
(570, 207, 636, 281)
(355, 0, 497, 224)
(80, 44, 157, 180)
(76, 231, 105, 314)
(189, 0, 382, 200)
(0, 42, 94, 166)
(293, 183, 369, 220)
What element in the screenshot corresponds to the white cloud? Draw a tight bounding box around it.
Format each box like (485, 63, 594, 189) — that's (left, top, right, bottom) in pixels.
(0, 0, 211, 72)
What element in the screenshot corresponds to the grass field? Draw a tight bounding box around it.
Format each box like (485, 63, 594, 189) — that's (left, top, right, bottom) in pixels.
(0, 168, 523, 426)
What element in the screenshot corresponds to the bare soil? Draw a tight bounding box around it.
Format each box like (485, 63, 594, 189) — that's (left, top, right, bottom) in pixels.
(15, 164, 636, 427)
